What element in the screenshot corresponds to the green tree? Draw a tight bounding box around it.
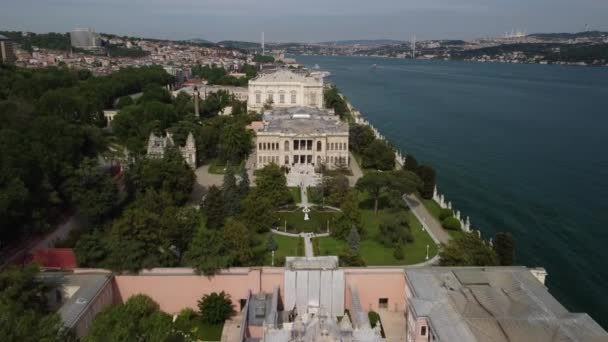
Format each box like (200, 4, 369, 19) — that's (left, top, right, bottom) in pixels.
(361, 140, 395, 170)
(237, 165, 250, 198)
(198, 292, 235, 324)
(139, 85, 172, 104)
(239, 190, 275, 233)
(378, 214, 413, 247)
(266, 234, 278, 252)
(63, 158, 119, 224)
(439, 232, 499, 266)
(416, 165, 436, 200)
(333, 190, 362, 239)
(104, 191, 197, 271)
(393, 245, 405, 260)
(403, 155, 418, 172)
(127, 149, 195, 205)
(438, 208, 454, 220)
(356, 172, 389, 215)
(85, 294, 176, 342)
(222, 219, 255, 265)
(338, 249, 366, 267)
(349, 124, 375, 153)
(0, 265, 68, 342)
(204, 185, 225, 230)
(115, 96, 134, 109)
(494, 232, 515, 266)
(324, 86, 350, 119)
(347, 226, 361, 253)
(319, 174, 350, 207)
(184, 227, 230, 275)
(222, 166, 240, 215)
(255, 164, 291, 207)
(441, 217, 462, 230)
(74, 229, 110, 267)
(219, 123, 252, 164)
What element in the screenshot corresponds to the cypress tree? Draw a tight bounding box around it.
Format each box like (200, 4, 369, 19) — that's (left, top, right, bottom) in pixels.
(494, 232, 515, 266)
(205, 185, 225, 230)
(347, 225, 361, 253)
(222, 166, 239, 215)
(237, 165, 250, 199)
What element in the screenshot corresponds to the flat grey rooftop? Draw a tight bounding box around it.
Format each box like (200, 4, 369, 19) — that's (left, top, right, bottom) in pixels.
(405, 267, 608, 342)
(261, 107, 348, 135)
(39, 273, 112, 329)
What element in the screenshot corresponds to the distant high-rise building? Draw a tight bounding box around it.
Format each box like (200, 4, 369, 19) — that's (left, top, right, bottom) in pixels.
(70, 28, 101, 49)
(0, 34, 16, 64)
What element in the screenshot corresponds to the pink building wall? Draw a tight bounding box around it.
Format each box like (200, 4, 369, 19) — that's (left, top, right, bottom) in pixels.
(344, 268, 407, 313)
(113, 267, 285, 314)
(111, 267, 407, 316)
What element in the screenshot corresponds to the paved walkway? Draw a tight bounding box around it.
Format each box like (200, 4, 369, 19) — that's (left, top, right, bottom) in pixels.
(220, 310, 244, 342)
(303, 233, 314, 257)
(402, 194, 450, 245)
(379, 310, 407, 342)
(300, 186, 309, 207)
(347, 152, 364, 186)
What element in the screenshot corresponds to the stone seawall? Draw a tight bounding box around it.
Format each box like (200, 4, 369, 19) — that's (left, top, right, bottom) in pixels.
(344, 96, 487, 240)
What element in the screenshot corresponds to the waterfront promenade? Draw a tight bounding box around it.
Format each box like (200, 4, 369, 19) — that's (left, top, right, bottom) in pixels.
(403, 194, 450, 245)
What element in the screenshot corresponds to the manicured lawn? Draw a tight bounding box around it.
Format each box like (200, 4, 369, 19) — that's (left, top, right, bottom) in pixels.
(193, 322, 224, 341)
(422, 197, 466, 239)
(208, 159, 227, 174)
(275, 209, 339, 233)
(317, 194, 439, 265)
(289, 187, 302, 203)
(263, 233, 302, 266)
(422, 198, 442, 218)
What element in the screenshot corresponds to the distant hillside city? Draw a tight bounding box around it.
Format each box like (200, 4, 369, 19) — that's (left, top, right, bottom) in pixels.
(1, 28, 608, 70)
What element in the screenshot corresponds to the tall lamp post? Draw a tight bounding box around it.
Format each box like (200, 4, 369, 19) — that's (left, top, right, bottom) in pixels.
(426, 244, 430, 260)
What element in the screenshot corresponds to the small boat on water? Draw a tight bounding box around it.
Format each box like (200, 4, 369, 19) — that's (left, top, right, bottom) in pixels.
(314, 64, 320, 70)
(371, 64, 378, 69)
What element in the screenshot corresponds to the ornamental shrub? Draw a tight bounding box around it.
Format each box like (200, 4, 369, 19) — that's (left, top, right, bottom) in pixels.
(393, 246, 405, 260)
(198, 291, 235, 324)
(442, 217, 462, 231)
(438, 208, 454, 220)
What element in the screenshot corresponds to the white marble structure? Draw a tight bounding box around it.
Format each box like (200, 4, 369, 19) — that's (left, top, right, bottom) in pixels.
(254, 107, 349, 171)
(284, 257, 344, 317)
(173, 85, 248, 102)
(146, 131, 196, 168)
(248, 69, 324, 111)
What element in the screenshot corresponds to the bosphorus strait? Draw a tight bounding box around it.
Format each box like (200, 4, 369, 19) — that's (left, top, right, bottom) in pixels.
(297, 55, 608, 327)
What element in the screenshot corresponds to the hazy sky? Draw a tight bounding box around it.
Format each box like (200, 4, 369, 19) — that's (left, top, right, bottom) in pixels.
(1, 0, 607, 42)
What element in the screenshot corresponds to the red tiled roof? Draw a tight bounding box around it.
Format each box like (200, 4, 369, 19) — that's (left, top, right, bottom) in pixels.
(32, 248, 77, 269)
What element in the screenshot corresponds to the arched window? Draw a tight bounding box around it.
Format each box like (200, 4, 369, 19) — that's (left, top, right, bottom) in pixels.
(310, 93, 317, 106)
(284, 141, 289, 151)
(290, 91, 297, 104)
(317, 141, 322, 151)
(255, 91, 262, 104)
(267, 91, 274, 103)
(279, 91, 285, 104)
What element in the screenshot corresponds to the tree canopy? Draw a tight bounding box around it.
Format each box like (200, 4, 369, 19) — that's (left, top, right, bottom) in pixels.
(439, 232, 499, 266)
(0, 265, 68, 342)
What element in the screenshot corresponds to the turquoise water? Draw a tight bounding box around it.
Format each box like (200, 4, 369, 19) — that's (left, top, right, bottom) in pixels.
(297, 56, 608, 327)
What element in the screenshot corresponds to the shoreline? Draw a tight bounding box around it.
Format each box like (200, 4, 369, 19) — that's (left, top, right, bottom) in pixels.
(298, 53, 607, 67)
(338, 89, 478, 240)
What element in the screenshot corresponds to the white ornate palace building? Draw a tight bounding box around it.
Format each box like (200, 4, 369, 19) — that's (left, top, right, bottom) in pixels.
(249, 69, 349, 172)
(248, 69, 324, 111)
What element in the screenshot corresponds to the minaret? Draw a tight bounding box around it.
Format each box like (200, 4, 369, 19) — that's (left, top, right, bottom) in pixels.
(262, 31, 265, 55)
(193, 86, 200, 118)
